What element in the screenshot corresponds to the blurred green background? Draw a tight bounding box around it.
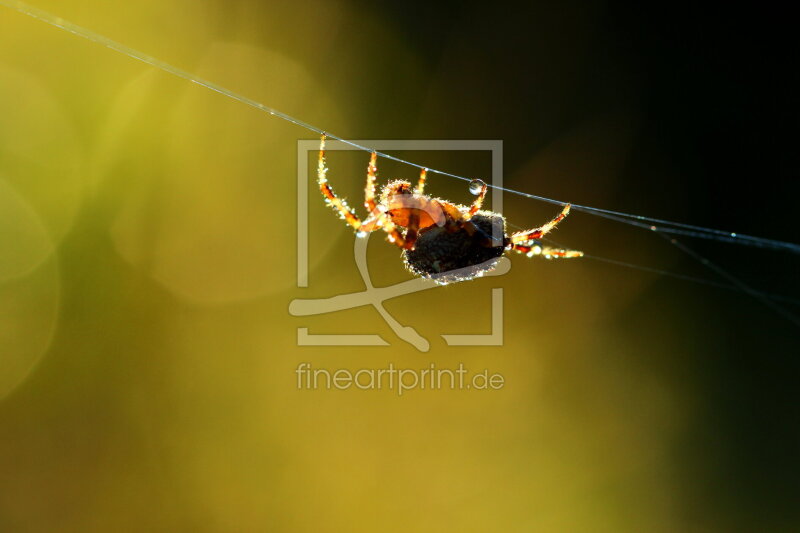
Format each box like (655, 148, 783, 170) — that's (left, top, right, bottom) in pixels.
(1, 1, 798, 531)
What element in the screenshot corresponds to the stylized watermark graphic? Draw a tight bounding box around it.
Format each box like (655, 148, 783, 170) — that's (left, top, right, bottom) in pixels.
(290, 140, 506, 352)
(296, 363, 505, 395)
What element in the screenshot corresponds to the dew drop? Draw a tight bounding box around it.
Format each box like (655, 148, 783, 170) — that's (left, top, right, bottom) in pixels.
(469, 179, 485, 195)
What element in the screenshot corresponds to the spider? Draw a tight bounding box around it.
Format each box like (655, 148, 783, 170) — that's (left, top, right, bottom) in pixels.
(317, 135, 583, 284)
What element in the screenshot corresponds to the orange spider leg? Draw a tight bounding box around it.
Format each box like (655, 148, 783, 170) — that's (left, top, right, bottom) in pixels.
(511, 242, 583, 259)
(382, 217, 416, 250)
(401, 210, 421, 250)
(467, 180, 488, 219)
(541, 246, 584, 259)
(510, 204, 572, 244)
(318, 134, 383, 235)
(365, 151, 379, 213)
(358, 212, 385, 233)
(415, 168, 428, 195)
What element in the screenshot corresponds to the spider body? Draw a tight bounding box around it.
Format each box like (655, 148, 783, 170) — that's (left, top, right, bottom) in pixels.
(403, 211, 507, 283)
(317, 135, 583, 284)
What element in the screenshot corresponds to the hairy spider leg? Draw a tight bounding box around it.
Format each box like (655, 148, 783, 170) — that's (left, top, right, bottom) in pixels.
(382, 215, 416, 249)
(365, 151, 378, 212)
(415, 168, 427, 195)
(511, 242, 583, 259)
(509, 204, 572, 244)
(541, 246, 584, 258)
(318, 134, 384, 234)
(402, 210, 421, 250)
(467, 181, 488, 219)
(318, 135, 363, 229)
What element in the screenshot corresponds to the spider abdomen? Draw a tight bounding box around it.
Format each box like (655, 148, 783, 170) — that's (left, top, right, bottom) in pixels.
(403, 212, 507, 284)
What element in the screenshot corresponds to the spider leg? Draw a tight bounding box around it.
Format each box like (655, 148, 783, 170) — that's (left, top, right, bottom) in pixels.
(509, 204, 571, 244)
(365, 151, 379, 213)
(415, 168, 428, 195)
(467, 180, 488, 219)
(382, 216, 417, 250)
(541, 246, 584, 259)
(511, 242, 583, 259)
(380, 208, 420, 250)
(358, 212, 385, 233)
(318, 134, 381, 233)
(402, 210, 421, 250)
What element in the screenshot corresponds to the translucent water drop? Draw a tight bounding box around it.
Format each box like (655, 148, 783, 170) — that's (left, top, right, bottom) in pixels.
(469, 179, 485, 195)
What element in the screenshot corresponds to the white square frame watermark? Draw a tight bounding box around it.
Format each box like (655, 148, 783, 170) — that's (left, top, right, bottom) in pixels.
(291, 139, 506, 352)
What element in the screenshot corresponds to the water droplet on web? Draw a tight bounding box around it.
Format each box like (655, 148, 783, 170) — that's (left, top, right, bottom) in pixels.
(469, 179, 485, 195)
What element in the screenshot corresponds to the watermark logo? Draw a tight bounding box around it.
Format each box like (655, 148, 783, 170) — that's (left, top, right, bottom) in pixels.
(289, 140, 506, 352)
(296, 362, 505, 395)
